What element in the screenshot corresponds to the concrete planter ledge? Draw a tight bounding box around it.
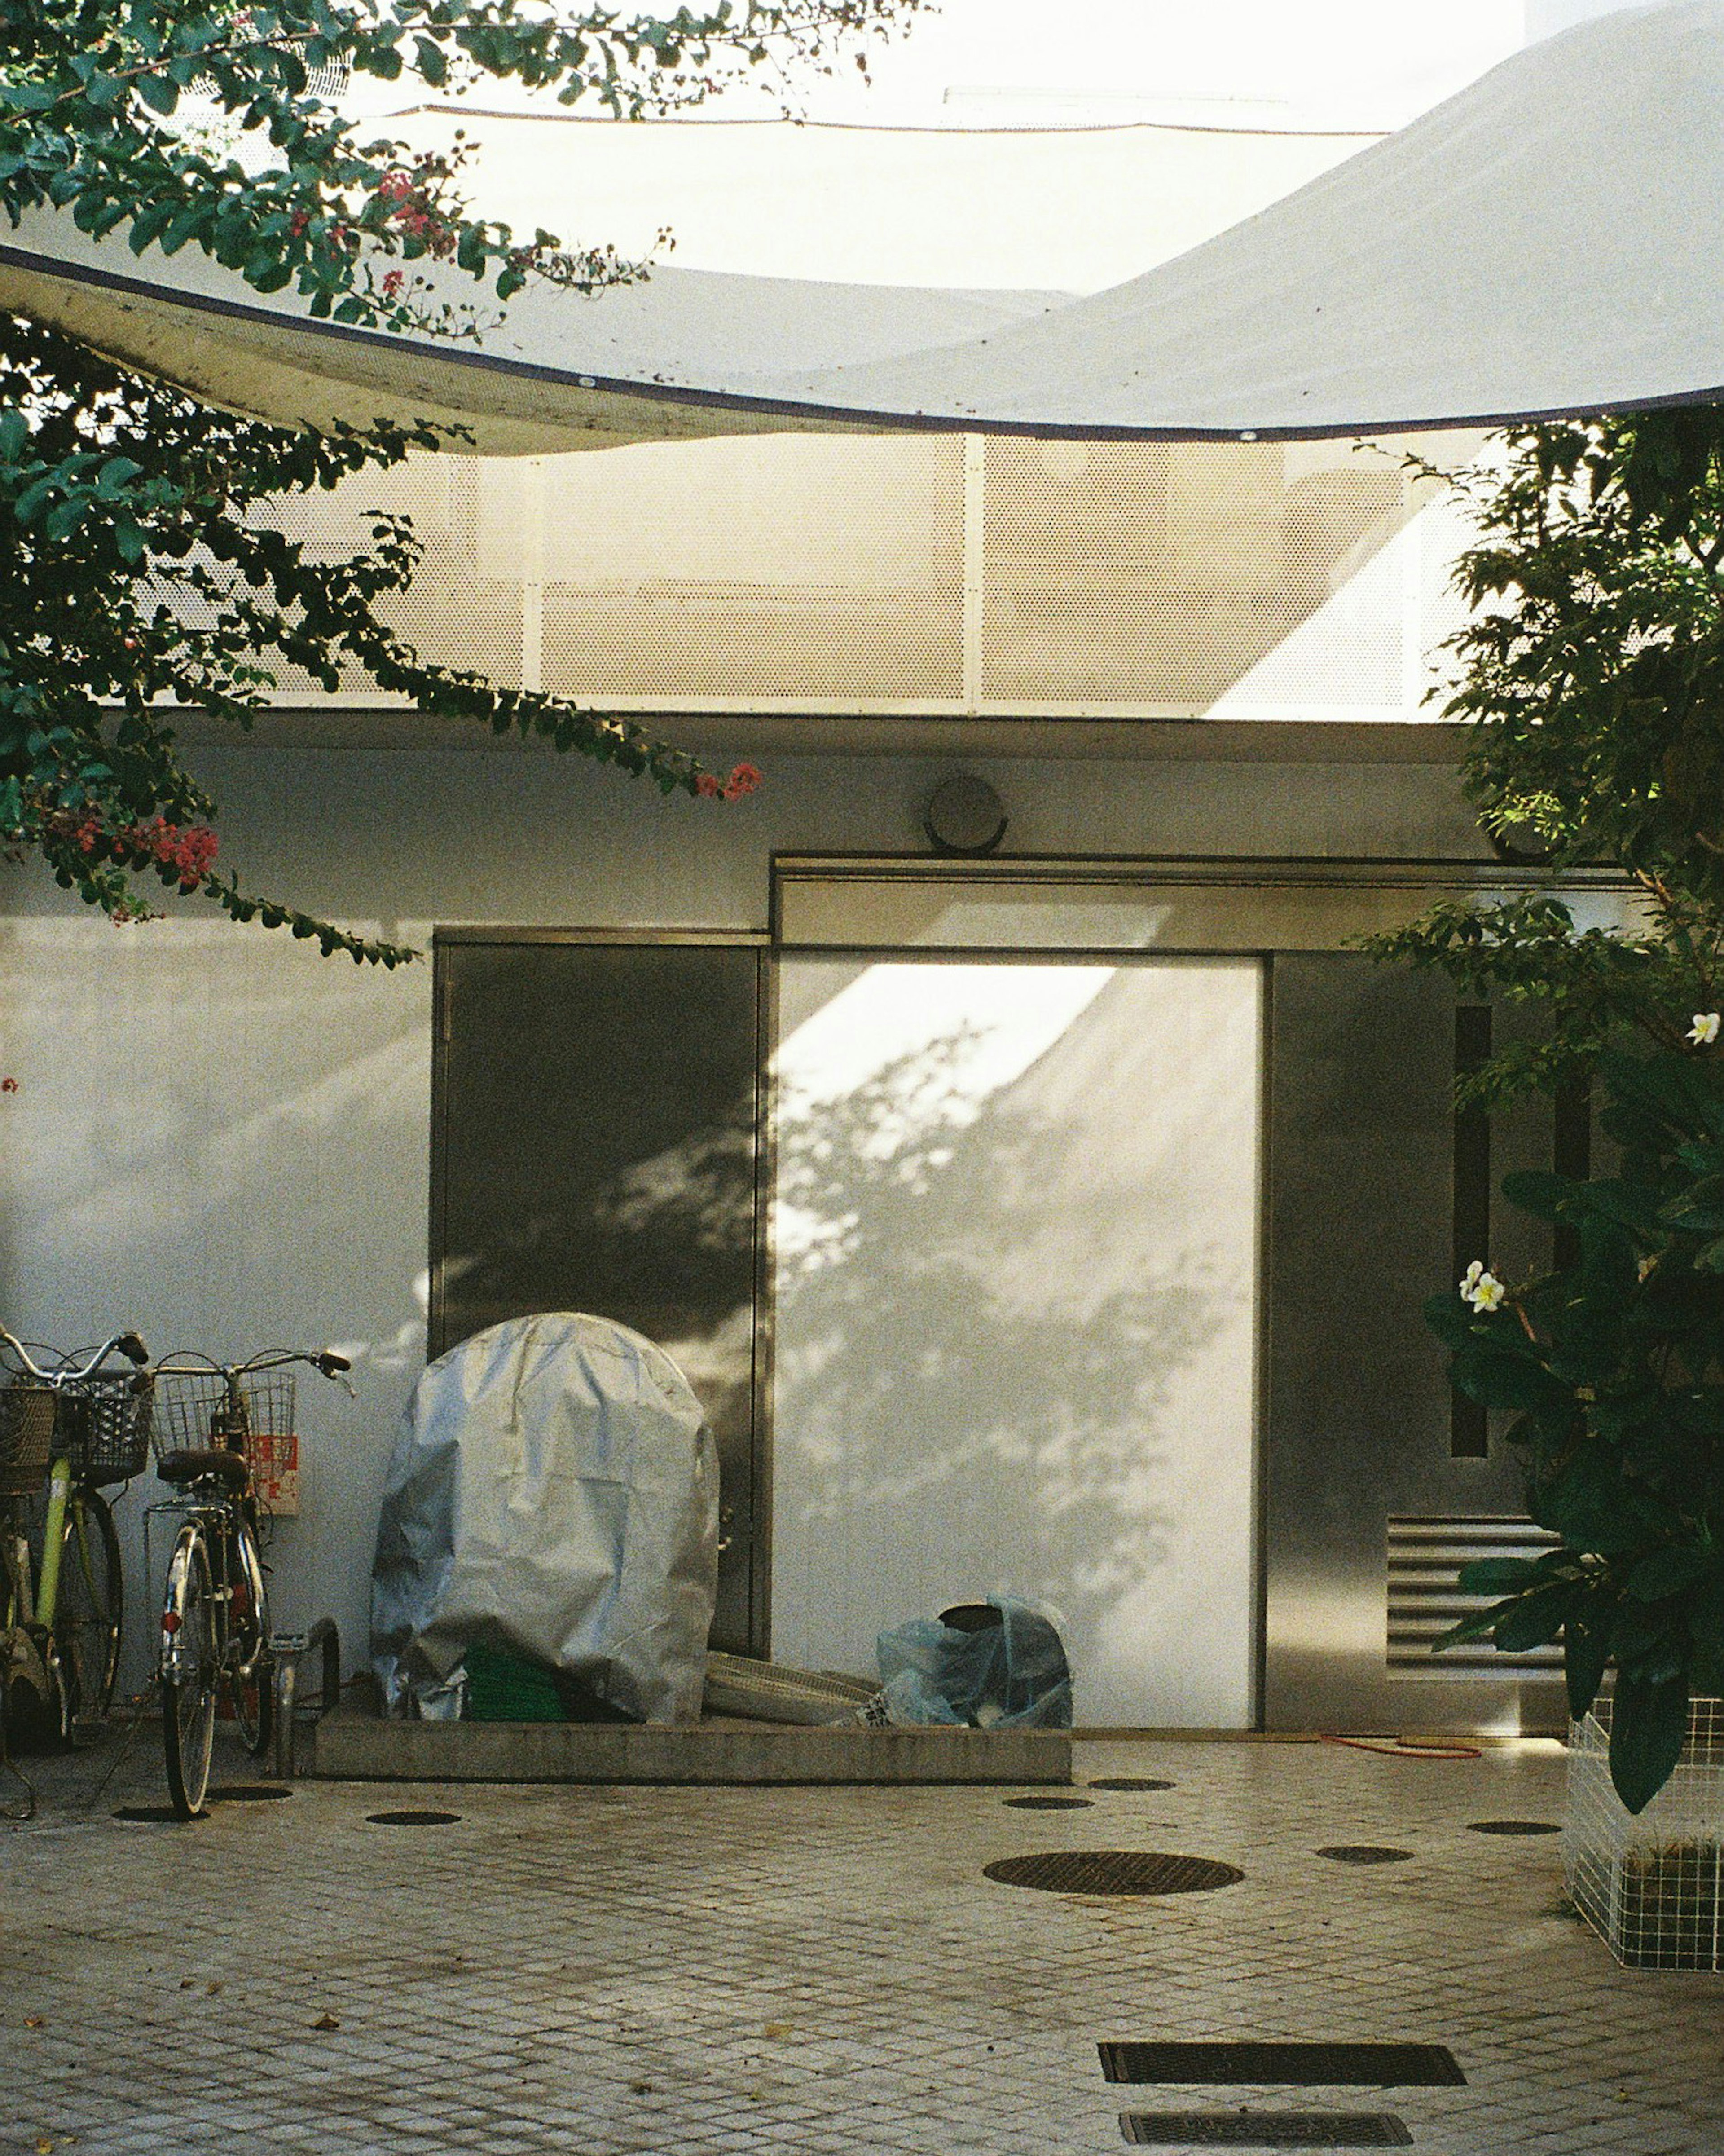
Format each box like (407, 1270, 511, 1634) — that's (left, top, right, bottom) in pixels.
(308, 1702, 1071, 1786)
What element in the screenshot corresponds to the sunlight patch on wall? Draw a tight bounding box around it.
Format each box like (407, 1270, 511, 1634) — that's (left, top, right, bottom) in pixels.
(771, 956, 1262, 1727)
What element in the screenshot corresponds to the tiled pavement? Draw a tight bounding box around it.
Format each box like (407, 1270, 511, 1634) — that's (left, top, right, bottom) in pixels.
(2, 1729, 1719, 2154)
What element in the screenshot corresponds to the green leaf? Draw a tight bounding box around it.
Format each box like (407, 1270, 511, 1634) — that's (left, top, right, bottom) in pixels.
(136, 74, 181, 116)
(126, 200, 180, 255)
(1500, 1169, 1573, 1222)
(1492, 1581, 1576, 1653)
(1609, 1671, 1691, 1813)
(1422, 1290, 1474, 1350)
(1453, 1347, 1568, 1412)
(1433, 1602, 1512, 1651)
(1626, 1546, 1711, 1601)
(1458, 1556, 1547, 1595)
(1564, 1605, 1612, 1720)
(1, 81, 61, 113)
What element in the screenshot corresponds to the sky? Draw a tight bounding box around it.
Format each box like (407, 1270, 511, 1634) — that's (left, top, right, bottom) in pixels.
(384, 0, 1545, 133)
(695, 0, 1531, 130)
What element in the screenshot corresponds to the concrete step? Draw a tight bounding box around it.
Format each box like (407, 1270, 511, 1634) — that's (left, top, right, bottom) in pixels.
(308, 1700, 1071, 1786)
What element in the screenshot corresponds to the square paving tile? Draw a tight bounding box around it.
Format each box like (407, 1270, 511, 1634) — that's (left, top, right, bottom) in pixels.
(3, 1730, 1718, 2153)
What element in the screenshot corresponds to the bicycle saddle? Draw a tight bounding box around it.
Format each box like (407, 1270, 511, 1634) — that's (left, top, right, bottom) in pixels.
(155, 1447, 250, 1490)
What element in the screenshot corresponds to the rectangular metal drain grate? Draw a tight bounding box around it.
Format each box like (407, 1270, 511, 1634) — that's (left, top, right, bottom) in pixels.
(1120, 2112, 1413, 2148)
(1100, 2043, 1465, 2088)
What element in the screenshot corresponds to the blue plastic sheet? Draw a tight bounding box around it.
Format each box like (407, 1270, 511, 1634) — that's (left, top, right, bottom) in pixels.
(875, 1596, 1073, 1729)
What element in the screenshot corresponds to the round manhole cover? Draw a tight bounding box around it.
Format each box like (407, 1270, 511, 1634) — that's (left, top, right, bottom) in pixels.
(1317, 1844, 1414, 1865)
(365, 1809, 462, 1827)
(1469, 1819, 1560, 1836)
(1088, 1777, 1175, 1793)
(113, 1805, 203, 1824)
(984, 1850, 1243, 1896)
(1004, 1795, 1094, 1810)
(207, 1785, 293, 1803)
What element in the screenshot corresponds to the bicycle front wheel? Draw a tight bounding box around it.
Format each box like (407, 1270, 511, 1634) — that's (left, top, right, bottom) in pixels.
(161, 1530, 216, 1819)
(57, 1489, 122, 1728)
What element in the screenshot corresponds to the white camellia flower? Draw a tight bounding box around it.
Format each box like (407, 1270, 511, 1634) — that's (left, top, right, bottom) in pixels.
(1460, 1261, 1506, 1312)
(1689, 1012, 1721, 1046)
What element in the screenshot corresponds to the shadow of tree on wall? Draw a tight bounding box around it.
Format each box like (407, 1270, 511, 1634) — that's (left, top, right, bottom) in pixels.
(773, 994, 1240, 1665)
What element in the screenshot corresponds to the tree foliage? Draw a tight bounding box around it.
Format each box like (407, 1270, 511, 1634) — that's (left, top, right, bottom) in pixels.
(1368, 408, 1724, 1798)
(0, 1, 924, 957)
(1432, 1047, 1724, 1811)
(1365, 408, 1724, 1103)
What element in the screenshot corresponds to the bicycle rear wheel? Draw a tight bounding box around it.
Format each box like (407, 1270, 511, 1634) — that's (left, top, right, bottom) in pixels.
(161, 1530, 216, 1819)
(56, 1489, 122, 1728)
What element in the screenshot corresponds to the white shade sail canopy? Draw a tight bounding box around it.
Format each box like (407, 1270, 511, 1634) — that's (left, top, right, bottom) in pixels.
(0, 0, 1715, 449)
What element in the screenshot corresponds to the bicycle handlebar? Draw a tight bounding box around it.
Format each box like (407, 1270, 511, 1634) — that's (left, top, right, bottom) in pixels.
(0, 1326, 150, 1387)
(150, 1346, 355, 1390)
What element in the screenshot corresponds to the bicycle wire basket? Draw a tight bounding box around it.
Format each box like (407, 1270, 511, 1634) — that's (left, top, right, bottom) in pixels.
(0, 1383, 57, 1498)
(0, 1373, 151, 1489)
(152, 1369, 296, 1474)
(57, 1371, 154, 1484)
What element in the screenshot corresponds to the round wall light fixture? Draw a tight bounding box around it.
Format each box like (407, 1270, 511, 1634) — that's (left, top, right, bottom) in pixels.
(923, 774, 1008, 857)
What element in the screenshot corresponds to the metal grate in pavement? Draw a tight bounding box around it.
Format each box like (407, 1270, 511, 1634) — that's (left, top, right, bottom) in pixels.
(365, 1809, 462, 1826)
(207, 1784, 293, 1802)
(1120, 2112, 1413, 2147)
(1468, 1819, 1559, 1835)
(1316, 1847, 1413, 1865)
(1100, 2042, 1466, 2087)
(1091, 1778, 1175, 1792)
(1003, 1795, 1094, 1810)
(986, 1852, 1243, 1896)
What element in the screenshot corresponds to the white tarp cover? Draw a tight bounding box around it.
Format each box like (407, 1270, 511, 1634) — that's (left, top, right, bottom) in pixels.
(0, 0, 1715, 446)
(369, 1312, 719, 1724)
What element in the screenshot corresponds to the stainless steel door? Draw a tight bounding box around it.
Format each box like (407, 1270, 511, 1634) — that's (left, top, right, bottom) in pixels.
(1262, 953, 1566, 1733)
(430, 932, 766, 1654)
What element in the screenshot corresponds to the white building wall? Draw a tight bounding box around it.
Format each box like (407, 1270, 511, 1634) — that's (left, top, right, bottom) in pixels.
(0, 741, 1482, 1694)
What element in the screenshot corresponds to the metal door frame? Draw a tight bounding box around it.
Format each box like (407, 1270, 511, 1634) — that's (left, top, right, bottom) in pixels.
(430, 924, 774, 1654)
(769, 853, 1638, 1728)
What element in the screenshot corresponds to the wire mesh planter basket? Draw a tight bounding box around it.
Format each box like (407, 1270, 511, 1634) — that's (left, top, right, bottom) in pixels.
(1566, 1698, 1724, 1971)
(0, 1383, 57, 1497)
(152, 1369, 296, 1474)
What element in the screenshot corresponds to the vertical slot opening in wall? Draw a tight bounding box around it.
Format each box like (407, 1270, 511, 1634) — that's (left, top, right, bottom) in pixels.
(1451, 1005, 1492, 1458)
(1552, 1076, 1592, 1273)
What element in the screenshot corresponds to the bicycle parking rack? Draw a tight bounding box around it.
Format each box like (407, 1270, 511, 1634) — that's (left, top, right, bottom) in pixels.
(269, 1618, 340, 1779)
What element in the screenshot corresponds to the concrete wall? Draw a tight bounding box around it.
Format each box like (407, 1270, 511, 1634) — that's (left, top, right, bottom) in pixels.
(0, 738, 1482, 1697)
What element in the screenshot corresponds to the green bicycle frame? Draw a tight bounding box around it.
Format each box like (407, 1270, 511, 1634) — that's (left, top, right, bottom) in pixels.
(31, 1452, 71, 1629)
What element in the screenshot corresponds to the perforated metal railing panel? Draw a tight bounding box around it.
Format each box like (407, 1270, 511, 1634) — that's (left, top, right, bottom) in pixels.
(189, 432, 1479, 718)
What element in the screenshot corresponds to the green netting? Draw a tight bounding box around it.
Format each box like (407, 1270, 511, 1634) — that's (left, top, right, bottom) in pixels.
(464, 1641, 568, 1723)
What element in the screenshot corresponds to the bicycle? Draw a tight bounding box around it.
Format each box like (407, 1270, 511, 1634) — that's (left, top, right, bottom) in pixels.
(148, 1347, 351, 1818)
(0, 1329, 151, 1748)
